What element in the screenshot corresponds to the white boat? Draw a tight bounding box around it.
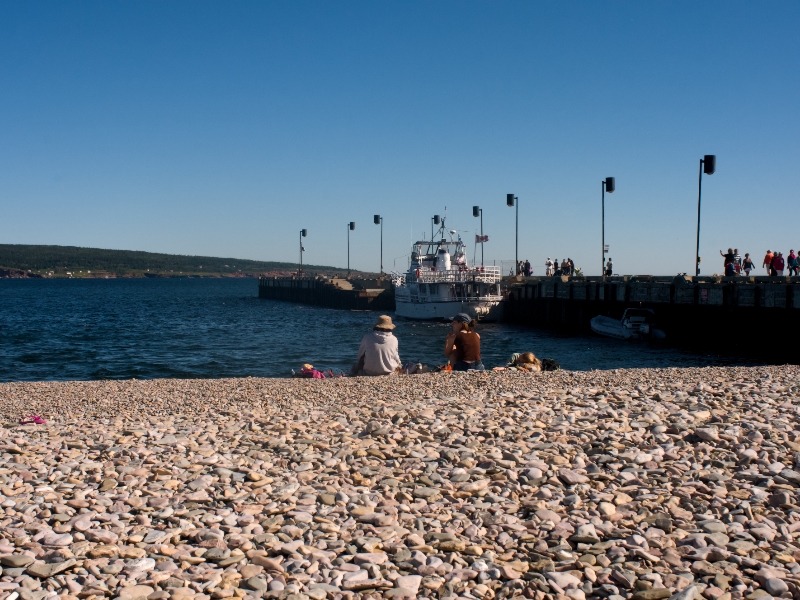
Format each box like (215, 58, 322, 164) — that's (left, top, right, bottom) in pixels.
(590, 308, 666, 340)
(391, 219, 503, 321)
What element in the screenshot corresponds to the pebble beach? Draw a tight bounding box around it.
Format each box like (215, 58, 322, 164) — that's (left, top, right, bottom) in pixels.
(1, 366, 800, 600)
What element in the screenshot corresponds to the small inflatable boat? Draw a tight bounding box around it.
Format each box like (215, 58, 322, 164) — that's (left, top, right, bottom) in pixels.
(591, 308, 666, 340)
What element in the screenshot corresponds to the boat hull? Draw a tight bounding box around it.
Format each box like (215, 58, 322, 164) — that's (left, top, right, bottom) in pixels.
(590, 315, 667, 340)
(590, 315, 632, 340)
(395, 299, 502, 321)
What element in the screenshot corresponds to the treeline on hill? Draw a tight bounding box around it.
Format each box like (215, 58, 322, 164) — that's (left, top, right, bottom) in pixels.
(0, 244, 354, 276)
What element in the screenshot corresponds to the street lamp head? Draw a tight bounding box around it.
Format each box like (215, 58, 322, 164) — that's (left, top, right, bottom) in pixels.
(374, 215, 381, 225)
(703, 155, 716, 175)
(349, 222, 355, 230)
(472, 206, 480, 217)
(605, 177, 615, 193)
(433, 215, 440, 224)
(301, 229, 307, 237)
(506, 194, 515, 207)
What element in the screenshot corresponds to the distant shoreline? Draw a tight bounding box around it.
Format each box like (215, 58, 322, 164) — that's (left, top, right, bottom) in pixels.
(0, 243, 367, 279)
(0, 267, 263, 279)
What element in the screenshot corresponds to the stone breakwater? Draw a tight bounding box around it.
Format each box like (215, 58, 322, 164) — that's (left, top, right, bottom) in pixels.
(1, 367, 800, 600)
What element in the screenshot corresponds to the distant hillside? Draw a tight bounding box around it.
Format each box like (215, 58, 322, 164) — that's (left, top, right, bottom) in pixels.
(0, 244, 358, 278)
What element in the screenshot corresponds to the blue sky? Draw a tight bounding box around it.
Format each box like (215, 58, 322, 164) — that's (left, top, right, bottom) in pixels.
(1, 2, 798, 275)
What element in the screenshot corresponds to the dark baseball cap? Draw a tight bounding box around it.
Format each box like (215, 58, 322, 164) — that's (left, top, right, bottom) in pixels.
(452, 313, 472, 323)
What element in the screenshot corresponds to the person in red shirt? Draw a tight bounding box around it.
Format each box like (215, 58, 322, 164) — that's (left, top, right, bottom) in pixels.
(772, 252, 785, 276)
(763, 250, 774, 275)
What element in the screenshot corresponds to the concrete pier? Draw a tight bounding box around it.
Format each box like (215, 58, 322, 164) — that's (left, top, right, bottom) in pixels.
(258, 275, 395, 311)
(503, 274, 800, 359)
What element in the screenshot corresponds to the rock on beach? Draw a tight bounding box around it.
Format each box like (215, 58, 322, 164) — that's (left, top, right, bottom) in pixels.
(1, 366, 800, 600)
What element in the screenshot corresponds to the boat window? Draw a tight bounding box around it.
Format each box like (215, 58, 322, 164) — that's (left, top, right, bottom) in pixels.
(420, 284, 427, 294)
(625, 309, 654, 319)
(429, 284, 438, 295)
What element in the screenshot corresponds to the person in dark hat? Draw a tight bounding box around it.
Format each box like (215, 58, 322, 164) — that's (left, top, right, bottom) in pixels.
(444, 313, 484, 372)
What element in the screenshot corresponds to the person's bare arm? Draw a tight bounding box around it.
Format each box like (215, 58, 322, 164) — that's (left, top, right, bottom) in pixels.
(444, 332, 456, 357)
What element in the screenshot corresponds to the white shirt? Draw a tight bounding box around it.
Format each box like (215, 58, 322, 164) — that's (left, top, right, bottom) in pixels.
(358, 331, 401, 376)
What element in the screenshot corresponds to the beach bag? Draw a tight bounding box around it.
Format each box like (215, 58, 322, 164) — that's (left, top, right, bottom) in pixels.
(541, 358, 560, 372)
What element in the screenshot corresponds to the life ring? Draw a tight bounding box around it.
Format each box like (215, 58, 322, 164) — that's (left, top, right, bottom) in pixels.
(415, 269, 420, 277)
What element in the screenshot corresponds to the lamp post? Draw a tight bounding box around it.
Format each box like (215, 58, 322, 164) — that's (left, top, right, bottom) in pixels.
(299, 229, 307, 275)
(601, 177, 615, 276)
(695, 155, 716, 276)
(431, 215, 440, 240)
(506, 194, 518, 273)
(374, 215, 383, 273)
(473, 206, 484, 267)
(347, 222, 355, 276)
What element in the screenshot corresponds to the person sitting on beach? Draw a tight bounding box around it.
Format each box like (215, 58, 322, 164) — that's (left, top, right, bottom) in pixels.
(444, 313, 485, 372)
(507, 352, 542, 372)
(350, 315, 401, 376)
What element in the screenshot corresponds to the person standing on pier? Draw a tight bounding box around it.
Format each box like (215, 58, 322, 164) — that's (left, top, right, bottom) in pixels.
(788, 250, 799, 277)
(773, 252, 785, 276)
(763, 250, 774, 275)
(605, 258, 613, 277)
(720, 248, 734, 272)
(545, 257, 554, 276)
(742, 253, 754, 276)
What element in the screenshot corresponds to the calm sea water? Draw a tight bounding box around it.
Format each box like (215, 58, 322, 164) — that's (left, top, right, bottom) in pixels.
(0, 278, 764, 382)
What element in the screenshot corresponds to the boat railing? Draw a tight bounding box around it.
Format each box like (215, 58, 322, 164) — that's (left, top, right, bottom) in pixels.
(398, 291, 504, 303)
(399, 266, 501, 284)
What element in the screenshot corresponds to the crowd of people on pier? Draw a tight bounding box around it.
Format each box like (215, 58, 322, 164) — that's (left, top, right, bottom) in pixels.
(504, 248, 800, 277)
(509, 247, 800, 279)
(504, 248, 799, 278)
(517, 257, 598, 277)
(762, 249, 799, 277)
(514, 258, 580, 277)
(545, 257, 578, 277)
(720, 248, 799, 277)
